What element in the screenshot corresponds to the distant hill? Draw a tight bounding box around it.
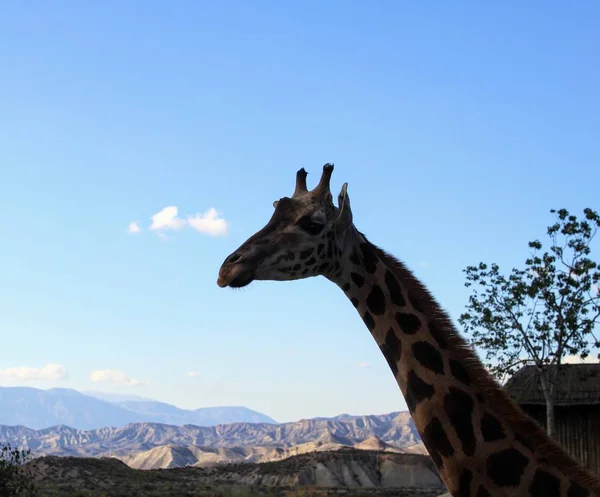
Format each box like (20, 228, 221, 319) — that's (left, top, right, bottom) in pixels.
(85, 390, 277, 425)
(28, 449, 444, 494)
(0, 387, 147, 430)
(113, 400, 277, 426)
(82, 391, 150, 403)
(0, 387, 276, 429)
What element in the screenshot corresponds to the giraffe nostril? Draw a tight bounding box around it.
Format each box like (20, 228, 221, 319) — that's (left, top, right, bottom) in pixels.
(226, 252, 242, 265)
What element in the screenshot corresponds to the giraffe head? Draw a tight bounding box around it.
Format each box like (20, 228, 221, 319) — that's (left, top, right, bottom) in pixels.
(217, 164, 354, 288)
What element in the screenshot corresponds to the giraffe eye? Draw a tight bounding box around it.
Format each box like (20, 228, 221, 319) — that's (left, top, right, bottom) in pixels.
(297, 216, 324, 235)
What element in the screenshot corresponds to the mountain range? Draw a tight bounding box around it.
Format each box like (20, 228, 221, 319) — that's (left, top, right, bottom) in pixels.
(0, 386, 276, 429)
(0, 386, 427, 474)
(0, 411, 422, 462)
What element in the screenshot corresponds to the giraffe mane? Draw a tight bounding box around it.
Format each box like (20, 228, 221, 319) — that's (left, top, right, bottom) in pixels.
(362, 234, 600, 492)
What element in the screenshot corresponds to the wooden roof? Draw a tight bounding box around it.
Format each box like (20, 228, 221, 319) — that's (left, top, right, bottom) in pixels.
(504, 363, 600, 406)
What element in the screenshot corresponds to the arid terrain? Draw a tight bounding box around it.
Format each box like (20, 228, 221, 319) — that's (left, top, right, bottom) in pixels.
(28, 447, 445, 497)
(118, 436, 427, 470)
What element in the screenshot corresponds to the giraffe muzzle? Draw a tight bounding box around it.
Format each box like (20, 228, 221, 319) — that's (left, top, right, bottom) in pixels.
(217, 263, 255, 288)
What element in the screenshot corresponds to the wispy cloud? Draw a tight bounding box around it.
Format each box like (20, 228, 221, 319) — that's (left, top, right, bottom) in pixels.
(127, 221, 142, 234)
(188, 371, 201, 377)
(0, 363, 67, 383)
(357, 362, 370, 368)
(89, 369, 146, 387)
(419, 261, 429, 268)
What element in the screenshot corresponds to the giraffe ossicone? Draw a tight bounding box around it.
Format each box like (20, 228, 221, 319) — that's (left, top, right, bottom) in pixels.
(217, 164, 600, 497)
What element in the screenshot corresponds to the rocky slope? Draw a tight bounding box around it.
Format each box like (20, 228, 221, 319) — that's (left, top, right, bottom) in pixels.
(0, 411, 421, 458)
(214, 448, 443, 489)
(119, 436, 412, 470)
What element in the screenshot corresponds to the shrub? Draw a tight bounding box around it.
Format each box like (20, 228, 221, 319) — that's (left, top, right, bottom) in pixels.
(0, 444, 36, 497)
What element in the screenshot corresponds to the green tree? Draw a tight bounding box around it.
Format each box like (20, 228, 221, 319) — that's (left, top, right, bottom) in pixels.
(459, 208, 600, 436)
(0, 444, 36, 497)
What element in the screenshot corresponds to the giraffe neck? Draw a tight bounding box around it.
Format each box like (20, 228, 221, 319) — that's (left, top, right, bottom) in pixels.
(328, 228, 600, 497)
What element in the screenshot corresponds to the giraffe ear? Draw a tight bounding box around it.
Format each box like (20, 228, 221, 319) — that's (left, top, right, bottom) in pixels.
(273, 200, 279, 208)
(337, 182, 353, 229)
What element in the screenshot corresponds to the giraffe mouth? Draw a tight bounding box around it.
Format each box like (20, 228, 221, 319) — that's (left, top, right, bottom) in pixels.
(217, 265, 255, 288)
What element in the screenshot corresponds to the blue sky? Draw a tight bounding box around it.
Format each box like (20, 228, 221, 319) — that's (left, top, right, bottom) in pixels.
(0, 1, 598, 423)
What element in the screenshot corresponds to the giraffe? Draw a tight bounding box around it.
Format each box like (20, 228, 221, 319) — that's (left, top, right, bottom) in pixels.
(217, 164, 600, 497)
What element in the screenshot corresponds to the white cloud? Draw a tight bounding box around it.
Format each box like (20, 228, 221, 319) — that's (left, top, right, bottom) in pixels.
(89, 369, 144, 387)
(188, 371, 201, 377)
(187, 208, 228, 237)
(563, 355, 599, 364)
(145, 205, 229, 238)
(419, 261, 429, 268)
(357, 362, 370, 368)
(150, 206, 186, 231)
(127, 221, 142, 234)
(0, 363, 67, 383)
